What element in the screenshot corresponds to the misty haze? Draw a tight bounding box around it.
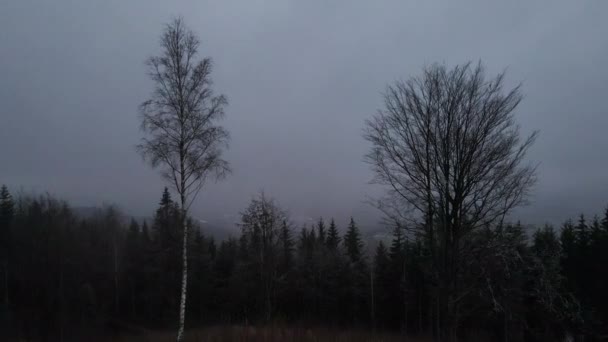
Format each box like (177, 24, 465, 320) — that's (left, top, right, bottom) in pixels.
(1, 1, 607, 341)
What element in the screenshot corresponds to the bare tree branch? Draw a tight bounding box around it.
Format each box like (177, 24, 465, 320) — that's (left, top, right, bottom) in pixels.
(363, 62, 537, 338)
(136, 17, 230, 342)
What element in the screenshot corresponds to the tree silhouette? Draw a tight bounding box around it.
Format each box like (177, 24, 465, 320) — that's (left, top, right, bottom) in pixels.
(344, 218, 363, 263)
(326, 218, 341, 251)
(137, 18, 230, 341)
(0, 185, 14, 308)
(364, 62, 538, 341)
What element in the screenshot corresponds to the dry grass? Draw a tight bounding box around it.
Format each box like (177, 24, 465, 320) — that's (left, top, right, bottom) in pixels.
(112, 325, 429, 342)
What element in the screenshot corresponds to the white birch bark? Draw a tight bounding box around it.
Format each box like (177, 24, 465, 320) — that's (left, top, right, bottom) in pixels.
(176, 222, 189, 342)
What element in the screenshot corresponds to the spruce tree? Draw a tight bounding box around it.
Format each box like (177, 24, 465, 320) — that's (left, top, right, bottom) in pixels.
(574, 214, 591, 302)
(373, 241, 391, 329)
(302, 226, 317, 256)
(344, 217, 363, 262)
(326, 218, 341, 250)
(575, 214, 588, 247)
(560, 219, 578, 297)
(529, 225, 568, 336)
(590, 216, 602, 243)
(388, 224, 407, 329)
(600, 208, 608, 325)
(560, 219, 576, 259)
(141, 220, 150, 244)
(151, 188, 182, 321)
(298, 226, 309, 253)
(125, 218, 141, 318)
(389, 224, 405, 266)
(317, 218, 326, 245)
(0, 185, 14, 229)
(374, 241, 390, 276)
(533, 225, 561, 264)
(0, 184, 13, 240)
(343, 218, 369, 324)
(0, 185, 14, 308)
(152, 188, 182, 256)
(602, 207, 608, 232)
(208, 238, 217, 259)
(0, 185, 14, 252)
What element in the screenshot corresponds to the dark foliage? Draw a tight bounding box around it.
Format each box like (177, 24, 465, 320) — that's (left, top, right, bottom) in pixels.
(0, 184, 606, 341)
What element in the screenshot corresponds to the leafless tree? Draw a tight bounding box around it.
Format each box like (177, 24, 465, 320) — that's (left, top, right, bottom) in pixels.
(137, 18, 230, 342)
(239, 192, 289, 322)
(364, 62, 537, 342)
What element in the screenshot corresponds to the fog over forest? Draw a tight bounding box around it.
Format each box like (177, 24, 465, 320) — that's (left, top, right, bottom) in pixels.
(2, 1, 608, 229)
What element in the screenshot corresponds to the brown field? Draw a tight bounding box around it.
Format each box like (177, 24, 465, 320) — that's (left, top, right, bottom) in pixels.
(111, 326, 428, 342)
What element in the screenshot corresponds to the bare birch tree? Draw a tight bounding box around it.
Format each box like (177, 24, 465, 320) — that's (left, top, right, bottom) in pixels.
(364, 62, 537, 341)
(137, 17, 230, 342)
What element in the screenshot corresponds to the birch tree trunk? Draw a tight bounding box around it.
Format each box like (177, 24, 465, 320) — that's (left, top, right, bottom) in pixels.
(176, 220, 189, 342)
(138, 18, 231, 341)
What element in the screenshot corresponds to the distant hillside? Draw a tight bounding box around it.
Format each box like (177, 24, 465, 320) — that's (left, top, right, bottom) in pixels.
(71, 206, 389, 243)
(72, 206, 238, 241)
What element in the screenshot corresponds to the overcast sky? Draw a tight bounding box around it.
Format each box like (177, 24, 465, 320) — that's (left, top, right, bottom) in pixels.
(1, 0, 607, 229)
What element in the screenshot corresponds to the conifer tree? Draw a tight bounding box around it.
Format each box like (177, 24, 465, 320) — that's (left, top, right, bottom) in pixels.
(602, 207, 608, 232)
(575, 214, 588, 247)
(125, 218, 141, 318)
(342, 218, 369, 324)
(560, 220, 576, 259)
(317, 218, 326, 245)
(560, 219, 579, 303)
(590, 216, 602, 245)
(374, 241, 391, 328)
(385, 224, 411, 330)
(154, 187, 180, 247)
(531, 224, 584, 336)
(389, 224, 405, 267)
(208, 238, 217, 259)
(344, 217, 363, 263)
(0, 185, 14, 307)
(326, 218, 341, 250)
(141, 220, 150, 244)
(374, 241, 390, 278)
(0, 185, 13, 230)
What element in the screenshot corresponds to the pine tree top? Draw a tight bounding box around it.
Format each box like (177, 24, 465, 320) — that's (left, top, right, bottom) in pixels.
(375, 241, 388, 261)
(317, 217, 326, 245)
(281, 220, 294, 248)
(0, 184, 14, 217)
(389, 225, 403, 255)
(326, 218, 341, 250)
(344, 217, 363, 262)
(0, 185, 11, 199)
(160, 187, 173, 206)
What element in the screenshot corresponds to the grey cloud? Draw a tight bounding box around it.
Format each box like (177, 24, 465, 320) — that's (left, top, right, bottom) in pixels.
(1, 0, 607, 230)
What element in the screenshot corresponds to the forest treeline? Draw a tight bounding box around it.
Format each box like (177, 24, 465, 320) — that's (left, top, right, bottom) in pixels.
(1, 185, 608, 341)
